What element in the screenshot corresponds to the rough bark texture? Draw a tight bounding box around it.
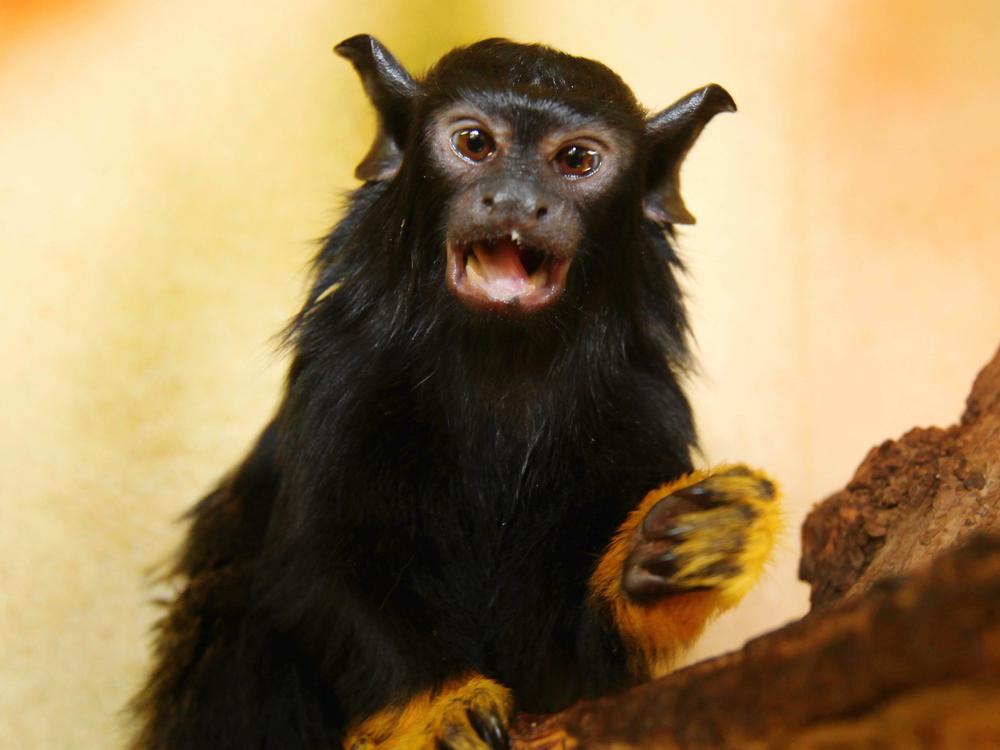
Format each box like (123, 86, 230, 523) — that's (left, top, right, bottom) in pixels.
(509, 344, 1000, 749)
(800, 344, 1000, 608)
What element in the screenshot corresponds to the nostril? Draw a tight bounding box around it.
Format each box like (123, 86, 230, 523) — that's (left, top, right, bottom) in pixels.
(536, 206, 548, 220)
(482, 196, 494, 208)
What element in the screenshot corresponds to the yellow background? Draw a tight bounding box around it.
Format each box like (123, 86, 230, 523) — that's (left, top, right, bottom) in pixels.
(2, 1, 999, 746)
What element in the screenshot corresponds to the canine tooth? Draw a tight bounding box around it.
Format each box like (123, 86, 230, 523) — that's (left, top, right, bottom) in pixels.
(467, 255, 486, 286)
(510, 229, 520, 244)
(529, 267, 547, 289)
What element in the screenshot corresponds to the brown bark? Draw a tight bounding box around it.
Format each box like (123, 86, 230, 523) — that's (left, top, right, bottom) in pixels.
(800, 344, 1000, 608)
(509, 344, 1000, 749)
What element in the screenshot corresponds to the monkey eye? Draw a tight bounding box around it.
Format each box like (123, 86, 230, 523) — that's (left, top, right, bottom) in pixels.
(554, 145, 601, 178)
(451, 128, 496, 163)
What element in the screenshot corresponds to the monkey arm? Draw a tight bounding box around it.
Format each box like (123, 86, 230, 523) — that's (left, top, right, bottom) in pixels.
(588, 466, 782, 677)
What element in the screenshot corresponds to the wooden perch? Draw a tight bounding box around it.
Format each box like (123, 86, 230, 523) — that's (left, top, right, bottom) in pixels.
(513, 536, 1000, 749)
(511, 344, 1000, 749)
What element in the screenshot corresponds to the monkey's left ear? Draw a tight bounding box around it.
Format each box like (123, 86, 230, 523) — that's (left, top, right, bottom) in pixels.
(643, 85, 736, 226)
(335, 34, 421, 182)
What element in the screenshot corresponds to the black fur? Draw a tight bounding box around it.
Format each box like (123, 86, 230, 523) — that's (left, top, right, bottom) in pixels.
(131, 38, 732, 749)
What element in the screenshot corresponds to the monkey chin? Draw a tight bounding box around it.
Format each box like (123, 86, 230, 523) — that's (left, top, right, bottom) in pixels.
(445, 233, 571, 315)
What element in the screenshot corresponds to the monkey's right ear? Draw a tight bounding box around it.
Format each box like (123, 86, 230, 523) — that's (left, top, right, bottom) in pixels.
(335, 34, 421, 182)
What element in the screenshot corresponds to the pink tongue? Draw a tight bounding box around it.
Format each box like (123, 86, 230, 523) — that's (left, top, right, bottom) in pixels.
(473, 239, 530, 299)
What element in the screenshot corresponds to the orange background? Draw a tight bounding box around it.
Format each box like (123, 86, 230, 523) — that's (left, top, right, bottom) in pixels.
(2, 2, 999, 746)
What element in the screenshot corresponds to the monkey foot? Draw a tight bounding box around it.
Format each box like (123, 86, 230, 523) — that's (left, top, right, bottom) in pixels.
(345, 675, 512, 750)
(622, 465, 782, 605)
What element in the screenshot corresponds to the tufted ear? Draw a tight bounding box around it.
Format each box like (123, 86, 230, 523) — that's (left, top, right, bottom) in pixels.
(643, 84, 736, 226)
(334, 34, 421, 182)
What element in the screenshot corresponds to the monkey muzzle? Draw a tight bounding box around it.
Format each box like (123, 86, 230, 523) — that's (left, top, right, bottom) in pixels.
(446, 232, 571, 313)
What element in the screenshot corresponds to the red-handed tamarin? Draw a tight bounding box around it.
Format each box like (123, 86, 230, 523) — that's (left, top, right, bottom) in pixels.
(131, 35, 781, 750)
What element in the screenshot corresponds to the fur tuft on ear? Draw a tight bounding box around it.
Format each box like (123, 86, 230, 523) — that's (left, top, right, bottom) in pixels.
(643, 84, 736, 226)
(334, 34, 421, 182)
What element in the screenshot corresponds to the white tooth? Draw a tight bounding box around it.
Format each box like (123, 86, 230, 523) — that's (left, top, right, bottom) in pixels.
(467, 256, 486, 286)
(529, 267, 548, 289)
(510, 229, 520, 244)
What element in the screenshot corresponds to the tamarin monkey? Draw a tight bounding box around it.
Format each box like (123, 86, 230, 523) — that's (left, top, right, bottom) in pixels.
(131, 35, 781, 750)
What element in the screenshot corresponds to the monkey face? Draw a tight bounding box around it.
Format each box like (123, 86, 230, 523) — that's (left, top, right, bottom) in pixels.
(425, 100, 634, 313)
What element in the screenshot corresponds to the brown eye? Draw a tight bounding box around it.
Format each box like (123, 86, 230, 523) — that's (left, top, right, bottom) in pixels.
(451, 128, 496, 163)
(555, 145, 601, 178)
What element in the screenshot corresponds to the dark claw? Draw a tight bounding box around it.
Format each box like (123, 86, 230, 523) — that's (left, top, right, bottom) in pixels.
(623, 539, 694, 598)
(466, 709, 508, 750)
(674, 484, 710, 497)
(642, 494, 705, 538)
(487, 716, 509, 750)
(466, 709, 489, 743)
(645, 549, 679, 577)
(622, 558, 715, 600)
(622, 564, 689, 600)
(672, 484, 727, 507)
(663, 523, 694, 539)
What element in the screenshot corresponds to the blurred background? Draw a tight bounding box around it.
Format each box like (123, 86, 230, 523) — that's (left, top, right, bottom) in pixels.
(2, 0, 999, 746)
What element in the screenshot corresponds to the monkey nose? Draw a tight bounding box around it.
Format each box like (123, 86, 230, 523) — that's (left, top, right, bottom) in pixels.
(480, 194, 549, 223)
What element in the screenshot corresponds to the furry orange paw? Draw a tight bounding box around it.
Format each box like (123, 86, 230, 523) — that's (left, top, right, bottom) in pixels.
(345, 676, 512, 750)
(622, 466, 781, 605)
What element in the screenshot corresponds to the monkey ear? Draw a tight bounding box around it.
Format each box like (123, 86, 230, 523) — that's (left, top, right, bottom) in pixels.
(643, 84, 736, 226)
(334, 34, 421, 182)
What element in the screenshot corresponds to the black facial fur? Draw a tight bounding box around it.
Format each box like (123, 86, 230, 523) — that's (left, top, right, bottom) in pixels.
(130, 35, 734, 749)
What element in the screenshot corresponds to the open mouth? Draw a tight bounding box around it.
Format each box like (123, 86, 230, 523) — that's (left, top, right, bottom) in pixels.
(446, 232, 571, 313)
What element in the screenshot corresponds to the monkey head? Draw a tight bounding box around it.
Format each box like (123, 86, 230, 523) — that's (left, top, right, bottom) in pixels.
(334, 35, 734, 320)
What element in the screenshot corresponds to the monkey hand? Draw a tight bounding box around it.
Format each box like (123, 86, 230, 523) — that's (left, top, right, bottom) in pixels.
(344, 675, 512, 750)
(589, 464, 781, 677)
(622, 466, 781, 606)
